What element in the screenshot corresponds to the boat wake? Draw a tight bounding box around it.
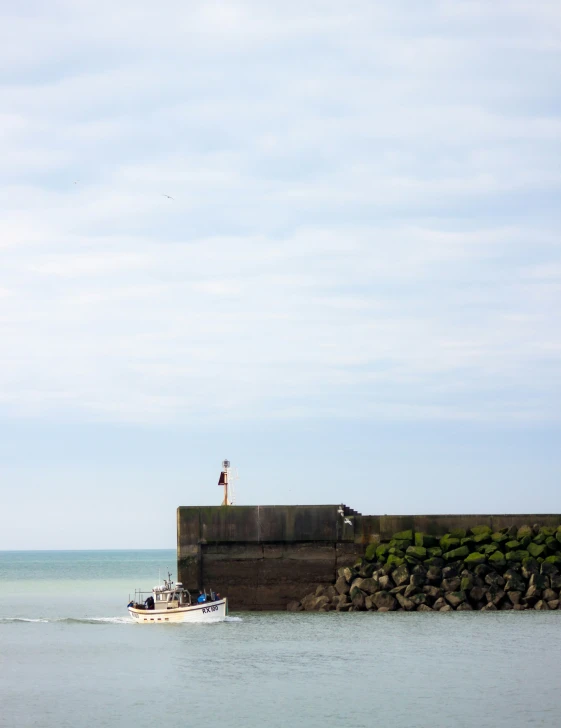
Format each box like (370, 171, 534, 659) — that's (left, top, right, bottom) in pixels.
(190, 615, 243, 624)
(0, 617, 50, 623)
(1, 615, 242, 625)
(0, 616, 134, 625)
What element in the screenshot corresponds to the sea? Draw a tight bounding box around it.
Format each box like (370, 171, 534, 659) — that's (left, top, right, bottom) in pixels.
(1, 550, 560, 728)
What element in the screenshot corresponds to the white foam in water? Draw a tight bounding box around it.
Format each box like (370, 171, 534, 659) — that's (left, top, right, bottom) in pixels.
(0, 617, 49, 623)
(68, 617, 135, 625)
(0, 616, 134, 625)
(1, 615, 242, 625)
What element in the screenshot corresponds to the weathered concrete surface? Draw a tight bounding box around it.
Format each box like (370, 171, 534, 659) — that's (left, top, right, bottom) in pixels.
(177, 505, 361, 609)
(179, 504, 353, 544)
(177, 505, 561, 610)
(202, 543, 342, 610)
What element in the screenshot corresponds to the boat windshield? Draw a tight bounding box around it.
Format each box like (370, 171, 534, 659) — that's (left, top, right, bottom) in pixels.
(164, 591, 182, 601)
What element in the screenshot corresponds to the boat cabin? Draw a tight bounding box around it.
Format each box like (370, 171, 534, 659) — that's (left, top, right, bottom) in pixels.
(130, 579, 194, 611)
(153, 583, 191, 610)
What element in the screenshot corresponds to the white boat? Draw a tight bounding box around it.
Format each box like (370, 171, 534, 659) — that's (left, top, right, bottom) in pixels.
(127, 576, 227, 624)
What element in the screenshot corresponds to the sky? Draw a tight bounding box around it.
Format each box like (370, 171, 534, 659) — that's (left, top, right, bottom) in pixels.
(1, 0, 560, 549)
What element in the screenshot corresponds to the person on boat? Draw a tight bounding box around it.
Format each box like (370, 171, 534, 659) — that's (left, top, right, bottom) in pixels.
(145, 595, 155, 610)
(197, 591, 207, 603)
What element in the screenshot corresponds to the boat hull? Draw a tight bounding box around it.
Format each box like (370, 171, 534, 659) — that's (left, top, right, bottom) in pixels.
(128, 598, 227, 623)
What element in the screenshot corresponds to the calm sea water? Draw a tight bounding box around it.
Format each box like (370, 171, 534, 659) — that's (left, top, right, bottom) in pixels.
(1, 550, 560, 728)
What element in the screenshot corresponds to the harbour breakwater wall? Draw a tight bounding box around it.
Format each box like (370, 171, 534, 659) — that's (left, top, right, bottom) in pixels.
(294, 522, 561, 613)
(176, 505, 561, 610)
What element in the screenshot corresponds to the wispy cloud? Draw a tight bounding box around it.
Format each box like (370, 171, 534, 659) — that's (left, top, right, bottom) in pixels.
(1, 0, 560, 425)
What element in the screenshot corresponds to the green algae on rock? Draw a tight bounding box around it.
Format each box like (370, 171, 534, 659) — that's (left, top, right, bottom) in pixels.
(444, 545, 470, 561)
(527, 542, 546, 558)
(294, 520, 561, 612)
(393, 530, 413, 541)
(406, 545, 427, 559)
(440, 535, 460, 551)
(505, 550, 530, 562)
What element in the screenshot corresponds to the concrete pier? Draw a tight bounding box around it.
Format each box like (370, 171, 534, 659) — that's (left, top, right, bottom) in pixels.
(177, 505, 561, 610)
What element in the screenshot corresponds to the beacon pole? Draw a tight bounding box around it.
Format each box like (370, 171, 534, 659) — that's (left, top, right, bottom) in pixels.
(218, 460, 231, 506)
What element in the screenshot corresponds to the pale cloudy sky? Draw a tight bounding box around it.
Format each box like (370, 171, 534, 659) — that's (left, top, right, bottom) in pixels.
(1, 1, 560, 548)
